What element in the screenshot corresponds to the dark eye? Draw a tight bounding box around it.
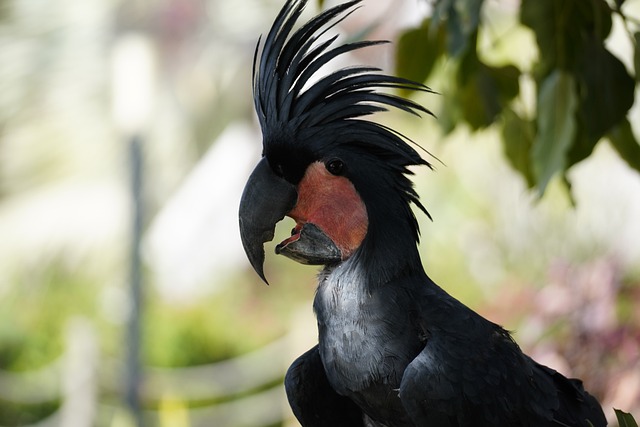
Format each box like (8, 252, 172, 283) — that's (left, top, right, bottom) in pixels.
(326, 158, 345, 176)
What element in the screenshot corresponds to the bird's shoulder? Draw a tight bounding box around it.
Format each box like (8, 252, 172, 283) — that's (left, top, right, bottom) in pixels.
(398, 281, 560, 426)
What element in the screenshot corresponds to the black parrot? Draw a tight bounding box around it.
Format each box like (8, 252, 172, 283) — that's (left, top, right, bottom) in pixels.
(238, 1, 607, 426)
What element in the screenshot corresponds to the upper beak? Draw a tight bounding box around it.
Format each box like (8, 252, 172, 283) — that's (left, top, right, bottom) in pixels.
(239, 157, 297, 284)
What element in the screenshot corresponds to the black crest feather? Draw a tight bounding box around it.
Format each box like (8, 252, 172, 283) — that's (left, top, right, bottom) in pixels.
(253, 0, 434, 171)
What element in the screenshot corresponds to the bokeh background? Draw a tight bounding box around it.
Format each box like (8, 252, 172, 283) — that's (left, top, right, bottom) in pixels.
(0, 0, 639, 426)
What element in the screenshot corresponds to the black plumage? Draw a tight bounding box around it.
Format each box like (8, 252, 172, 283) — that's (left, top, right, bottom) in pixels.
(241, 1, 608, 426)
(252, 0, 433, 188)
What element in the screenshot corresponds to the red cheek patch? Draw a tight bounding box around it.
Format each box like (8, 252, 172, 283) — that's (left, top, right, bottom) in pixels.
(288, 161, 368, 259)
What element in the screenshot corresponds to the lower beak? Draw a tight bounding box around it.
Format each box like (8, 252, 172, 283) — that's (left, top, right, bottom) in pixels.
(275, 222, 341, 265)
(239, 157, 297, 284)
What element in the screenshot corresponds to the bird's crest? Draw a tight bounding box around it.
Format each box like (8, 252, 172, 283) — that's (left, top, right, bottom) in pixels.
(252, 0, 434, 170)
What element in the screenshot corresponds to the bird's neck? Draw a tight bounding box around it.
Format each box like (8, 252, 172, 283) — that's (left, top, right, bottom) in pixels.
(313, 233, 429, 402)
(350, 209, 425, 288)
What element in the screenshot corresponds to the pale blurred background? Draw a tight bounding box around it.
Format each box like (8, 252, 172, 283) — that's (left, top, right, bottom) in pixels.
(0, 0, 639, 426)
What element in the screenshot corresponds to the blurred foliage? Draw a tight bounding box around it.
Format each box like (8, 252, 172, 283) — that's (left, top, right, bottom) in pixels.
(143, 273, 290, 367)
(0, 259, 96, 370)
(395, 0, 640, 195)
(0, 399, 59, 426)
(0, 260, 95, 424)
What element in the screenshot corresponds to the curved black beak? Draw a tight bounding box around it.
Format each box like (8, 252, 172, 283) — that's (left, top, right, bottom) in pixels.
(239, 157, 297, 284)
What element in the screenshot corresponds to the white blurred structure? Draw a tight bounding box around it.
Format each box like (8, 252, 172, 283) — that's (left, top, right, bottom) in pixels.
(111, 34, 157, 136)
(144, 122, 261, 301)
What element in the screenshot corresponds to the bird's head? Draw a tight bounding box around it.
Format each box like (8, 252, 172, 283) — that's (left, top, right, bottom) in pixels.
(239, 0, 433, 283)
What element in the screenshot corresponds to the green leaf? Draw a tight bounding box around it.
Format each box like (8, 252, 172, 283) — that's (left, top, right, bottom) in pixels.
(453, 48, 521, 130)
(432, 0, 484, 58)
(395, 18, 446, 90)
(576, 39, 635, 147)
(567, 38, 635, 167)
(609, 118, 640, 173)
(462, 64, 520, 129)
(438, 84, 463, 134)
(502, 109, 535, 187)
(521, 0, 612, 78)
(615, 409, 639, 427)
(532, 71, 578, 194)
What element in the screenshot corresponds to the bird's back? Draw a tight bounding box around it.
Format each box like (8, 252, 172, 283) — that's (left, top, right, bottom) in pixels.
(398, 274, 607, 427)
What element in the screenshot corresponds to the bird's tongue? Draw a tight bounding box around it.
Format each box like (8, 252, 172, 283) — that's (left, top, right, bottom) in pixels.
(278, 222, 303, 248)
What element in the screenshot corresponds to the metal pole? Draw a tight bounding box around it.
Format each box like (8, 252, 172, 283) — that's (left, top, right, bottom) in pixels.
(126, 134, 144, 426)
(112, 32, 155, 426)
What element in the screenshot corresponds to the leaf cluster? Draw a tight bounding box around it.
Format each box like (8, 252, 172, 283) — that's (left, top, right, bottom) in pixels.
(395, 0, 640, 194)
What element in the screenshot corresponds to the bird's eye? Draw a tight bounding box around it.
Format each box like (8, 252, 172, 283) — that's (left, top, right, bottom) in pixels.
(326, 158, 345, 176)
